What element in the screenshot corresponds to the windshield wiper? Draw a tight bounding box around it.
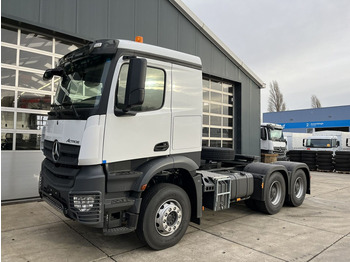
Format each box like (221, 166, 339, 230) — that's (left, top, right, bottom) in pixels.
(62, 101, 80, 119)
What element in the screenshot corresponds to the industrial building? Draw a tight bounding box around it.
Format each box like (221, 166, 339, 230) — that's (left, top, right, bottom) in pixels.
(1, 0, 264, 201)
(263, 105, 350, 133)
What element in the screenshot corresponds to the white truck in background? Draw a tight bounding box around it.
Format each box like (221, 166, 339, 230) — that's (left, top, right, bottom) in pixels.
(284, 132, 310, 151)
(260, 123, 287, 160)
(303, 131, 350, 154)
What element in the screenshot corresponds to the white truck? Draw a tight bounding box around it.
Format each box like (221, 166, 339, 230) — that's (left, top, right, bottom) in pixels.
(303, 131, 350, 154)
(39, 39, 310, 250)
(284, 132, 310, 151)
(260, 123, 287, 160)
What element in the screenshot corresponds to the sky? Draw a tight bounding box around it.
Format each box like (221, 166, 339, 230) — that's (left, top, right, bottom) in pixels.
(181, 0, 350, 113)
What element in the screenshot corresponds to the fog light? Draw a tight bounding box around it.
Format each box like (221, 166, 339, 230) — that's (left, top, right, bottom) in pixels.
(73, 195, 95, 212)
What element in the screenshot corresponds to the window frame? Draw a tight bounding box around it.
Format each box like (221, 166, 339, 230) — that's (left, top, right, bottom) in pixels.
(115, 62, 167, 113)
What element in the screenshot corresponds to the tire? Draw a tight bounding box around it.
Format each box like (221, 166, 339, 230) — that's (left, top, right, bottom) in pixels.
(335, 167, 350, 172)
(257, 172, 286, 215)
(287, 169, 307, 207)
(201, 147, 235, 161)
(317, 151, 333, 156)
(335, 151, 350, 156)
(317, 155, 333, 160)
(334, 163, 350, 168)
(136, 183, 191, 250)
(334, 157, 350, 163)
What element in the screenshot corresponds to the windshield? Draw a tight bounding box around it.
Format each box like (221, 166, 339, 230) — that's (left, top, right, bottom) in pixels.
(54, 55, 112, 109)
(306, 139, 332, 148)
(269, 129, 284, 141)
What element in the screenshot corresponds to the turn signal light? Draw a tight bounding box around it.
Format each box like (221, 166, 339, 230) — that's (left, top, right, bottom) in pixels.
(135, 36, 143, 43)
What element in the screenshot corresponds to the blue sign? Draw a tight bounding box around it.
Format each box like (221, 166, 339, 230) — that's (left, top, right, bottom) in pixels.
(279, 120, 350, 129)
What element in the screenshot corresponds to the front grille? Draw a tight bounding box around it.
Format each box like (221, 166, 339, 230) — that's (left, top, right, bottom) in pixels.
(43, 140, 80, 165)
(69, 193, 102, 223)
(42, 159, 79, 188)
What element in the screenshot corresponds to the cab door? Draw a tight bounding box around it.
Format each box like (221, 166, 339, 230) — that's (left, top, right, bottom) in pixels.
(103, 57, 171, 163)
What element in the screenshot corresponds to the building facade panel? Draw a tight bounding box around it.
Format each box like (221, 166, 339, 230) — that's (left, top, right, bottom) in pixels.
(108, 0, 135, 41)
(1, 0, 264, 200)
(40, 0, 78, 35)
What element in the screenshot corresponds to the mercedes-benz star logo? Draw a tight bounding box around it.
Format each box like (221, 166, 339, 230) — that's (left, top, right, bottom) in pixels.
(52, 140, 60, 162)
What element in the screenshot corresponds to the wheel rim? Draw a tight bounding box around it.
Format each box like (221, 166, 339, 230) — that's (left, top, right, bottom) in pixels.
(155, 199, 182, 236)
(294, 177, 304, 199)
(269, 181, 282, 206)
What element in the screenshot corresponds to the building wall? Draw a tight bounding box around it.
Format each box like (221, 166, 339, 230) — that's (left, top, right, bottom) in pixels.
(263, 105, 350, 133)
(1, 0, 262, 200)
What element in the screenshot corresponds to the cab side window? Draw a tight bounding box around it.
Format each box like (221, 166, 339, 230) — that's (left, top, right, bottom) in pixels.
(116, 64, 165, 112)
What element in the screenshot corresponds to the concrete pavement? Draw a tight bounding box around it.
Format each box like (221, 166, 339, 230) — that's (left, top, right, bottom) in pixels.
(2, 171, 350, 262)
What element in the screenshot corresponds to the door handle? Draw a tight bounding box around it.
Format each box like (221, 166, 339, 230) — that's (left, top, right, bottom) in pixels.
(154, 142, 169, 152)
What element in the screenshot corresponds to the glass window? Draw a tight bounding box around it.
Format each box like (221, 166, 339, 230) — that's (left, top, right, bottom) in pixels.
(203, 89, 209, 100)
(203, 102, 209, 113)
(16, 113, 47, 130)
(211, 81, 221, 91)
(203, 115, 209, 125)
(1, 26, 17, 44)
(210, 140, 221, 147)
(222, 141, 233, 148)
(210, 128, 221, 138)
(117, 65, 165, 112)
(1, 68, 16, 86)
(222, 117, 233, 127)
(222, 129, 233, 138)
(1, 90, 15, 108)
(202, 127, 209, 137)
(55, 39, 79, 55)
(202, 140, 209, 147)
(1, 133, 13, 150)
(223, 95, 233, 105)
(210, 104, 221, 114)
(222, 106, 233, 115)
(1, 46, 17, 65)
(19, 50, 52, 70)
(223, 83, 233, 93)
(211, 92, 222, 103)
(202, 79, 209, 89)
(17, 92, 51, 110)
(16, 133, 41, 150)
(18, 71, 51, 91)
(20, 30, 53, 52)
(1, 111, 14, 129)
(210, 116, 221, 126)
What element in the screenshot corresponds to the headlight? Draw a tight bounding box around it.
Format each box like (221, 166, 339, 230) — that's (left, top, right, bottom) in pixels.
(73, 195, 95, 212)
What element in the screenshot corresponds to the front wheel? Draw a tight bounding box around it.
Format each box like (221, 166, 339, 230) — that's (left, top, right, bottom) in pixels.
(257, 172, 286, 215)
(136, 183, 191, 250)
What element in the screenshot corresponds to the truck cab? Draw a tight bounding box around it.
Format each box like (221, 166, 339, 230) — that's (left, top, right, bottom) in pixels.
(303, 131, 350, 154)
(260, 123, 287, 159)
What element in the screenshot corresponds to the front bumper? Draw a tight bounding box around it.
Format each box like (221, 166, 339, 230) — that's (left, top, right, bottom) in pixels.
(39, 159, 105, 228)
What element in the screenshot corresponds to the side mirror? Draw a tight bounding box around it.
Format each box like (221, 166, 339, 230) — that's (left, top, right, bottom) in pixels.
(43, 67, 65, 81)
(346, 138, 349, 147)
(303, 139, 306, 147)
(336, 141, 340, 147)
(261, 128, 267, 140)
(123, 58, 147, 111)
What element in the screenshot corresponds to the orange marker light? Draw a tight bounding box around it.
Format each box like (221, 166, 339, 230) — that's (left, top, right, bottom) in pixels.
(141, 184, 147, 191)
(135, 36, 143, 43)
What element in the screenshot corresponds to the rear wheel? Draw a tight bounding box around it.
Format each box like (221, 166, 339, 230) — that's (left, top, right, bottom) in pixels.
(257, 172, 286, 215)
(287, 169, 307, 207)
(136, 183, 191, 250)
